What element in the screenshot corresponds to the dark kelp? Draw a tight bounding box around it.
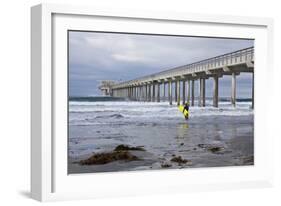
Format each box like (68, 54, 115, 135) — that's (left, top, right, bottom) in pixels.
(114, 144, 145, 151)
(80, 151, 139, 165)
(170, 156, 190, 164)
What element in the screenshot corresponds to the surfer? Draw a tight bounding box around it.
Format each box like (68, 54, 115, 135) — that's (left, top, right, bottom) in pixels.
(183, 102, 189, 120)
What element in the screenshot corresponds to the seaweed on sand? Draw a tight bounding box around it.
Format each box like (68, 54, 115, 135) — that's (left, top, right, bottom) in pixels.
(79, 151, 139, 165)
(114, 144, 145, 151)
(170, 156, 190, 164)
(161, 163, 172, 168)
(208, 146, 223, 153)
(198, 144, 225, 154)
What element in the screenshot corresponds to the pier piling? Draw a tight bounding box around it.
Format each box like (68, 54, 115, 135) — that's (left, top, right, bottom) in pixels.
(231, 73, 236, 107)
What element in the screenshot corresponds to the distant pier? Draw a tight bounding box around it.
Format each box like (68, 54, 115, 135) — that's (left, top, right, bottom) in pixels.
(107, 47, 254, 108)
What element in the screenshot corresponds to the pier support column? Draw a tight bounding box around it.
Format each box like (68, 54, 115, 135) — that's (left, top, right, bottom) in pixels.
(152, 82, 156, 102)
(187, 80, 190, 104)
(139, 86, 142, 101)
(174, 81, 177, 102)
(182, 79, 186, 105)
(252, 72, 254, 109)
(145, 84, 147, 101)
(231, 73, 236, 107)
(198, 80, 201, 107)
(213, 76, 219, 107)
(135, 86, 137, 100)
(163, 82, 166, 101)
(133, 87, 136, 100)
(202, 79, 206, 107)
(135, 87, 137, 100)
(177, 80, 181, 106)
(139, 86, 141, 100)
(140, 85, 144, 101)
(199, 78, 206, 107)
(148, 84, 151, 101)
(191, 80, 195, 106)
(143, 85, 146, 101)
(157, 82, 160, 102)
(140, 86, 143, 101)
(168, 80, 172, 105)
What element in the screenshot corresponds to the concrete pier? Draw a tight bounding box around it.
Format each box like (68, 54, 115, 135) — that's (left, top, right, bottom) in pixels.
(109, 47, 254, 108)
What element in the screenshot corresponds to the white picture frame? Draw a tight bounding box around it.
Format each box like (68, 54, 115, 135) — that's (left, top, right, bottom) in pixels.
(31, 3, 274, 202)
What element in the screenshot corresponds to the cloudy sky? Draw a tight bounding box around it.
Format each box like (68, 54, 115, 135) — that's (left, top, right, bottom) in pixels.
(69, 31, 254, 97)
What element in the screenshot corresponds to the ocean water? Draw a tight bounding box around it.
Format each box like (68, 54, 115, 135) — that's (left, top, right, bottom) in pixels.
(68, 97, 254, 174)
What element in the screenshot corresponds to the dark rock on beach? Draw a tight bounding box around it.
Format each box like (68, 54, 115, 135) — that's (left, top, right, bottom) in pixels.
(78, 144, 146, 166)
(161, 163, 172, 168)
(170, 156, 190, 164)
(79, 151, 139, 165)
(198, 144, 225, 154)
(208, 146, 223, 153)
(114, 144, 145, 151)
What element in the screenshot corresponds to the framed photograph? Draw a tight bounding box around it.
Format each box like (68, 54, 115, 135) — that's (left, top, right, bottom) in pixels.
(31, 3, 274, 201)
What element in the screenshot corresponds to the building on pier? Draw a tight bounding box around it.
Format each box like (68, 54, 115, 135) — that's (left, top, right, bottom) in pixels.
(98, 80, 116, 96)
